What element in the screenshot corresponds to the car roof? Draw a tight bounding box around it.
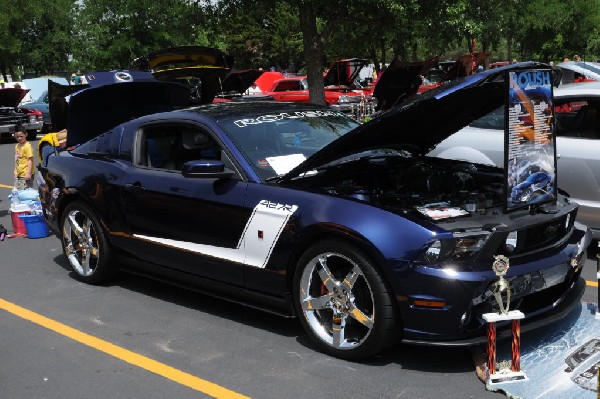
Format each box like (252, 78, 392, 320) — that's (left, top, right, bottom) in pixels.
(555, 81, 600, 97)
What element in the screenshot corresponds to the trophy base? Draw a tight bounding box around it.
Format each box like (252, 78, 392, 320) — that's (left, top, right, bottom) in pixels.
(482, 310, 524, 323)
(488, 370, 528, 385)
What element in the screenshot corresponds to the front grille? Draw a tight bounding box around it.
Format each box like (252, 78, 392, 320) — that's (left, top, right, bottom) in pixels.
(481, 211, 575, 260)
(519, 218, 567, 252)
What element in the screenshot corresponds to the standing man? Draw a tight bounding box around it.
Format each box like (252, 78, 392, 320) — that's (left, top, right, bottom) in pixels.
(13, 123, 34, 190)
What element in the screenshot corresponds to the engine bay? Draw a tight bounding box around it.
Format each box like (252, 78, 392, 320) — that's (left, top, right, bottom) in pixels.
(295, 154, 506, 222)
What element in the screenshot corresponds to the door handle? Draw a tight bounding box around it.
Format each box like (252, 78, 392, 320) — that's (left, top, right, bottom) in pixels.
(124, 182, 146, 192)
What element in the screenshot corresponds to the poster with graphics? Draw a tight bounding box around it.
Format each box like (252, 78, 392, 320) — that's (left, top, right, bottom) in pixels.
(504, 69, 557, 212)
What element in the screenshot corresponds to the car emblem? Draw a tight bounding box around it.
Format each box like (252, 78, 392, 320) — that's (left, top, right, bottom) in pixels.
(544, 223, 558, 236)
(115, 72, 133, 82)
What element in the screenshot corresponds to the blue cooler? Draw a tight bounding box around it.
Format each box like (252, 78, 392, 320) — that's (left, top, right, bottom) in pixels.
(19, 214, 50, 239)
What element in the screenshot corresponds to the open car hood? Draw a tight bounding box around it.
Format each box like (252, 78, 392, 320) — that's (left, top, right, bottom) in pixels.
(130, 46, 233, 104)
(281, 62, 550, 182)
(130, 45, 233, 73)
(0, 88, 29, 107)
(441, 52, 491, 81)
(48, 71, 190, 147)
(48, 70, 157, 133)
(323, 58, 368, 87)
(373, 56, 440, 110)
(49, 80, 89, 132)
(219, 69, 265, 95)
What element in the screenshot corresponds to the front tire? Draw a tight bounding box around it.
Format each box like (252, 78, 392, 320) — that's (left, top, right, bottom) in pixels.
(60, 201, 116, 284)
(293, 239, 400, 360)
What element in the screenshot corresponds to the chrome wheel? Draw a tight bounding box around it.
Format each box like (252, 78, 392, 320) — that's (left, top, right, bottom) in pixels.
(63, 208, 100, 277)
(299, 251, 375, 350)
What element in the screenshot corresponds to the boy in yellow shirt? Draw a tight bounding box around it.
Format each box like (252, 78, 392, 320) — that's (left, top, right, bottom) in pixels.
(13, 123, 34, 190)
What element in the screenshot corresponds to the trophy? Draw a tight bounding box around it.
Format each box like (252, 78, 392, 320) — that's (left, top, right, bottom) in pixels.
(492, 255, 511, 314)
(482, 254, 527, 384)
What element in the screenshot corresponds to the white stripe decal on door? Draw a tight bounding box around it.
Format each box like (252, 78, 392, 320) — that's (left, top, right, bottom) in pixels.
(134, 200, 298, 268)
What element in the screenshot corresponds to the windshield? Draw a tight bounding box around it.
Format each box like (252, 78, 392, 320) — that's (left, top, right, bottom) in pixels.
(220, 110, 360, 180)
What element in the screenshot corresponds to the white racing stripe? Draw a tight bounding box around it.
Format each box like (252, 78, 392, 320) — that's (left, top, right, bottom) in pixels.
(135, 200, 298, 268)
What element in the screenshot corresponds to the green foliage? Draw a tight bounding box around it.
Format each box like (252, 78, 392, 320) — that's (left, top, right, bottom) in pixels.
(515, 0, 600, 62)
(0, 0, 598, 79)
(73, 0, 208, 70)
(0, 0, 71, 79)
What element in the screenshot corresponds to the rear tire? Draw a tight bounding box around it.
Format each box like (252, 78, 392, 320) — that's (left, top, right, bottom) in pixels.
(60, 201, 116, 284)
(293, 239, 400, 360)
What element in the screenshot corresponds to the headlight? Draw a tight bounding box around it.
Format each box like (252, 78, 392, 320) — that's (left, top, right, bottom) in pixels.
(337, 95, 360, 104)
(422, 238, 454, 264)
(424, 240, 442, 263)
(505, 231, 518, 253)
(452, 232, 490, 260)
(422, 232, 489, 264)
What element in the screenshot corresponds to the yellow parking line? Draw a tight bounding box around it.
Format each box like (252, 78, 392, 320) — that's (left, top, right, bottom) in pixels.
(0, 183, 14, 189)
(0, 298, 251, 399)
(587, 280, 598, 287)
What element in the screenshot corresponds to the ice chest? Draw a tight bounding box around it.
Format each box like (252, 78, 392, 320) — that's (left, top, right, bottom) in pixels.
(10, 204, 31, 235)
(19, 214, 50, 239)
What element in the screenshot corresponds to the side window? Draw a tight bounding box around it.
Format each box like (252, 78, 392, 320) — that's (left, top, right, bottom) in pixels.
(140, 127, 178, 169)
(554, 99, 600, 139)
(469, 106, 504, 130)
(139, 124, 242, 179)
(273, 81, 300, 92)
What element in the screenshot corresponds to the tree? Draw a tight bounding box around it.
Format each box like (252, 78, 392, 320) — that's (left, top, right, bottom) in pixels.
(515, 0, 600, 62)
(21, 0, 76, 76)
(73, 0, 204, 70)
(292, 0, 387, 105)
(0, 0, 76, 80)
(208, 1, 303, 70)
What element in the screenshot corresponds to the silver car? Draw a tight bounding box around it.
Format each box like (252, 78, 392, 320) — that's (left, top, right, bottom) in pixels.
(429, 82, 600, 238)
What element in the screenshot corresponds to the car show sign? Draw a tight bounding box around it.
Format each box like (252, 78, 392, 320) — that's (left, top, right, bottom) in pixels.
(504, 69, 557, 212)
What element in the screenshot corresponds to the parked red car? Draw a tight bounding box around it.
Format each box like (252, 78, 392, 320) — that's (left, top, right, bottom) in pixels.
(258, 59, 371, 113)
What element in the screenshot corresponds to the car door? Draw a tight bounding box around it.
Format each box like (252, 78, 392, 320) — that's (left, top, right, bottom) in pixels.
(120, 122, 249, 285)
(554, 97, 600, 232)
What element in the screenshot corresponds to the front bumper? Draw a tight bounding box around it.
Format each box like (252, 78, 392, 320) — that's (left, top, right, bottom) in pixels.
(402, 277, 586, 347)
(396, 225, 591, 346)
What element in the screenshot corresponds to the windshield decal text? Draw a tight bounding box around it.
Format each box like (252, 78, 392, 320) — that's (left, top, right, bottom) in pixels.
(233, 111, 344, 127)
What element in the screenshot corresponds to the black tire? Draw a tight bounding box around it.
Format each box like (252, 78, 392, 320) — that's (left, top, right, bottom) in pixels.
(60, 201, 116, 284)
(26, 130, 37, 141)
(293, 239, 400, 360)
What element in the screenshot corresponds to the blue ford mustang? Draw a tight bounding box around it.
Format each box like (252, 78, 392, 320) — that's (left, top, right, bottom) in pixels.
(37, 63, 591, 360)
(511, 171, 554, 203)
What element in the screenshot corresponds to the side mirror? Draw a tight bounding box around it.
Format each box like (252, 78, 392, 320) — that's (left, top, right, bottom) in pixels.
(181, 160, 233, 179)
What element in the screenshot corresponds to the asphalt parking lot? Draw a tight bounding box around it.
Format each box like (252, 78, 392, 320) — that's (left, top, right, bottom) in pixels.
(0, 140, 597, 399)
